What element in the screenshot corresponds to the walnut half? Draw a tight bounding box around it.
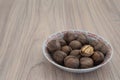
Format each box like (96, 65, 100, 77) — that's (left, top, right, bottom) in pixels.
(81, 45, 94, 57)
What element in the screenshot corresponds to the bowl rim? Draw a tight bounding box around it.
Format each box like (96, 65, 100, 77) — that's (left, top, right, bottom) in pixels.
(42, 30, 113, 71)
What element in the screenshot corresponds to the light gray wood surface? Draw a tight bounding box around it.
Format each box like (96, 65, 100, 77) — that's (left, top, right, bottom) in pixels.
(0, 0, 120, 80)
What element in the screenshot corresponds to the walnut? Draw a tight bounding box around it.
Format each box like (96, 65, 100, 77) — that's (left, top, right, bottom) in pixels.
(81, 45, 94, 57)
(92, 51, 104, 65)
(80, 57, 94, 68)
(88, 38, 98, 47)
(70, 50, 81, 58)
(53, 51, 67, 65)
(64, 32, 76, 43)
(94, 40, 104, 50)
(69, 40, 82, 50)
(64, 56, 79, 68)
(61, 46, 72, 55)
(77, 33, 88, 44)
(58, 39, 67, 46)
(47, 40, 61, 53)
(100, 44, 109, 55)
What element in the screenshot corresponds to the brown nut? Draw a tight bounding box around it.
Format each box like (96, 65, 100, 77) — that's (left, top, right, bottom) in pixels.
(88, 37, 98, 47)
(69, 40, 82, 50)
(77, 33, 88, 44)
(94, 40, 104, 51)
(64, 32, 76, 43)
(58, 39, 67, 46)
(47, 40, 61, 53)
(80, 57, 94, 68)
(100, 44, 109, 55)
(92, 51, 104, 65)
(81, 45, 94, 57)
(64, 56, 79, 68)
(53, 51, 67, 65)
(70, 50, 81, 58)
(61, 46, 72, 55)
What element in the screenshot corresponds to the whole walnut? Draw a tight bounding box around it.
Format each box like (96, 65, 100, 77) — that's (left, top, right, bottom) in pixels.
(92, 51, 104, 65)
(64, 32, 76, 43)
(77, 33, 88, 44)
(69, 40, 82, 50)
(94, 40, 104, 51)
(47, 40, 61, 53)
(53, 51, 67, 65)
(64, 56, 79, 68)
(100, 44, 109, 55)
(81, 45, 94, 57)
(80, 57, 94, 68)
(61, 46, 72, 55)
(58, 39, 67, 46)
(70, 50, 81, 58)
(88, 38, 98, 47)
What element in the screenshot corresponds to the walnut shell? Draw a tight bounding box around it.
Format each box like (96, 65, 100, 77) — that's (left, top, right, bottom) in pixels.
(69, 40, 82, 50)
(80, 57, 94, 68)
(53, 51, 67, 65)
(92, 51, 104, 65)
(70, 50, 81, 58)
(94, 40, 104, 50)
(47, 40, 61, 53)
(61, 46, 72, 55)
(100, 44, 109, 55)
(58, 39, 67, 46)
(64, 32, 76, 43)
(81, 45, 94, 57)
(64, 56, 79, 68)
(88, 38, 98, 47)
(77, 33, 88, 44)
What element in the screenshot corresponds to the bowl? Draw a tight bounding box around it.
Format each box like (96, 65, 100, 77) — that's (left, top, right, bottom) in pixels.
(42, 30, 113, 73)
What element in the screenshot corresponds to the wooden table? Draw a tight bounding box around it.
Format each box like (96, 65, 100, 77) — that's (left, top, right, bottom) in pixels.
(0, 0, 120, 80)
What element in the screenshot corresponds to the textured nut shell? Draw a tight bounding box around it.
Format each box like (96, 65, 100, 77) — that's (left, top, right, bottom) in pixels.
(77, 33, 88, 44)
(47, 40, 61, 53)
(53, 51, 67, 64)
(80, 57, 94, 68)
(88, 38, 98, 47)
(64, 55, 75, 62)
(61, 46, 72, 55)
(81, 45, 94, 57)
(64, 56, 79, 68)
(70, 50, 80, 56)
(69, 40, 82, 50)
(92, 51, 104, 65)
(59, 39, 67, 46)
(64, 32, 76, 43)
(100, 45, 109, 55)
(94, 40, 104, 50)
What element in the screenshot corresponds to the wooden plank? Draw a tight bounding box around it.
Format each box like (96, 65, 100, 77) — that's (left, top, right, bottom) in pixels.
(0, 0, 120, 80)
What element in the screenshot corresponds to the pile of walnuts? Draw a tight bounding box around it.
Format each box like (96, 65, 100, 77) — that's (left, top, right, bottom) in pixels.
(47, 32, 108, 69)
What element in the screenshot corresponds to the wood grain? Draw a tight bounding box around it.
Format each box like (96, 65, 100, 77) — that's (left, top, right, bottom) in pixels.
(0, 0, 120, 80)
